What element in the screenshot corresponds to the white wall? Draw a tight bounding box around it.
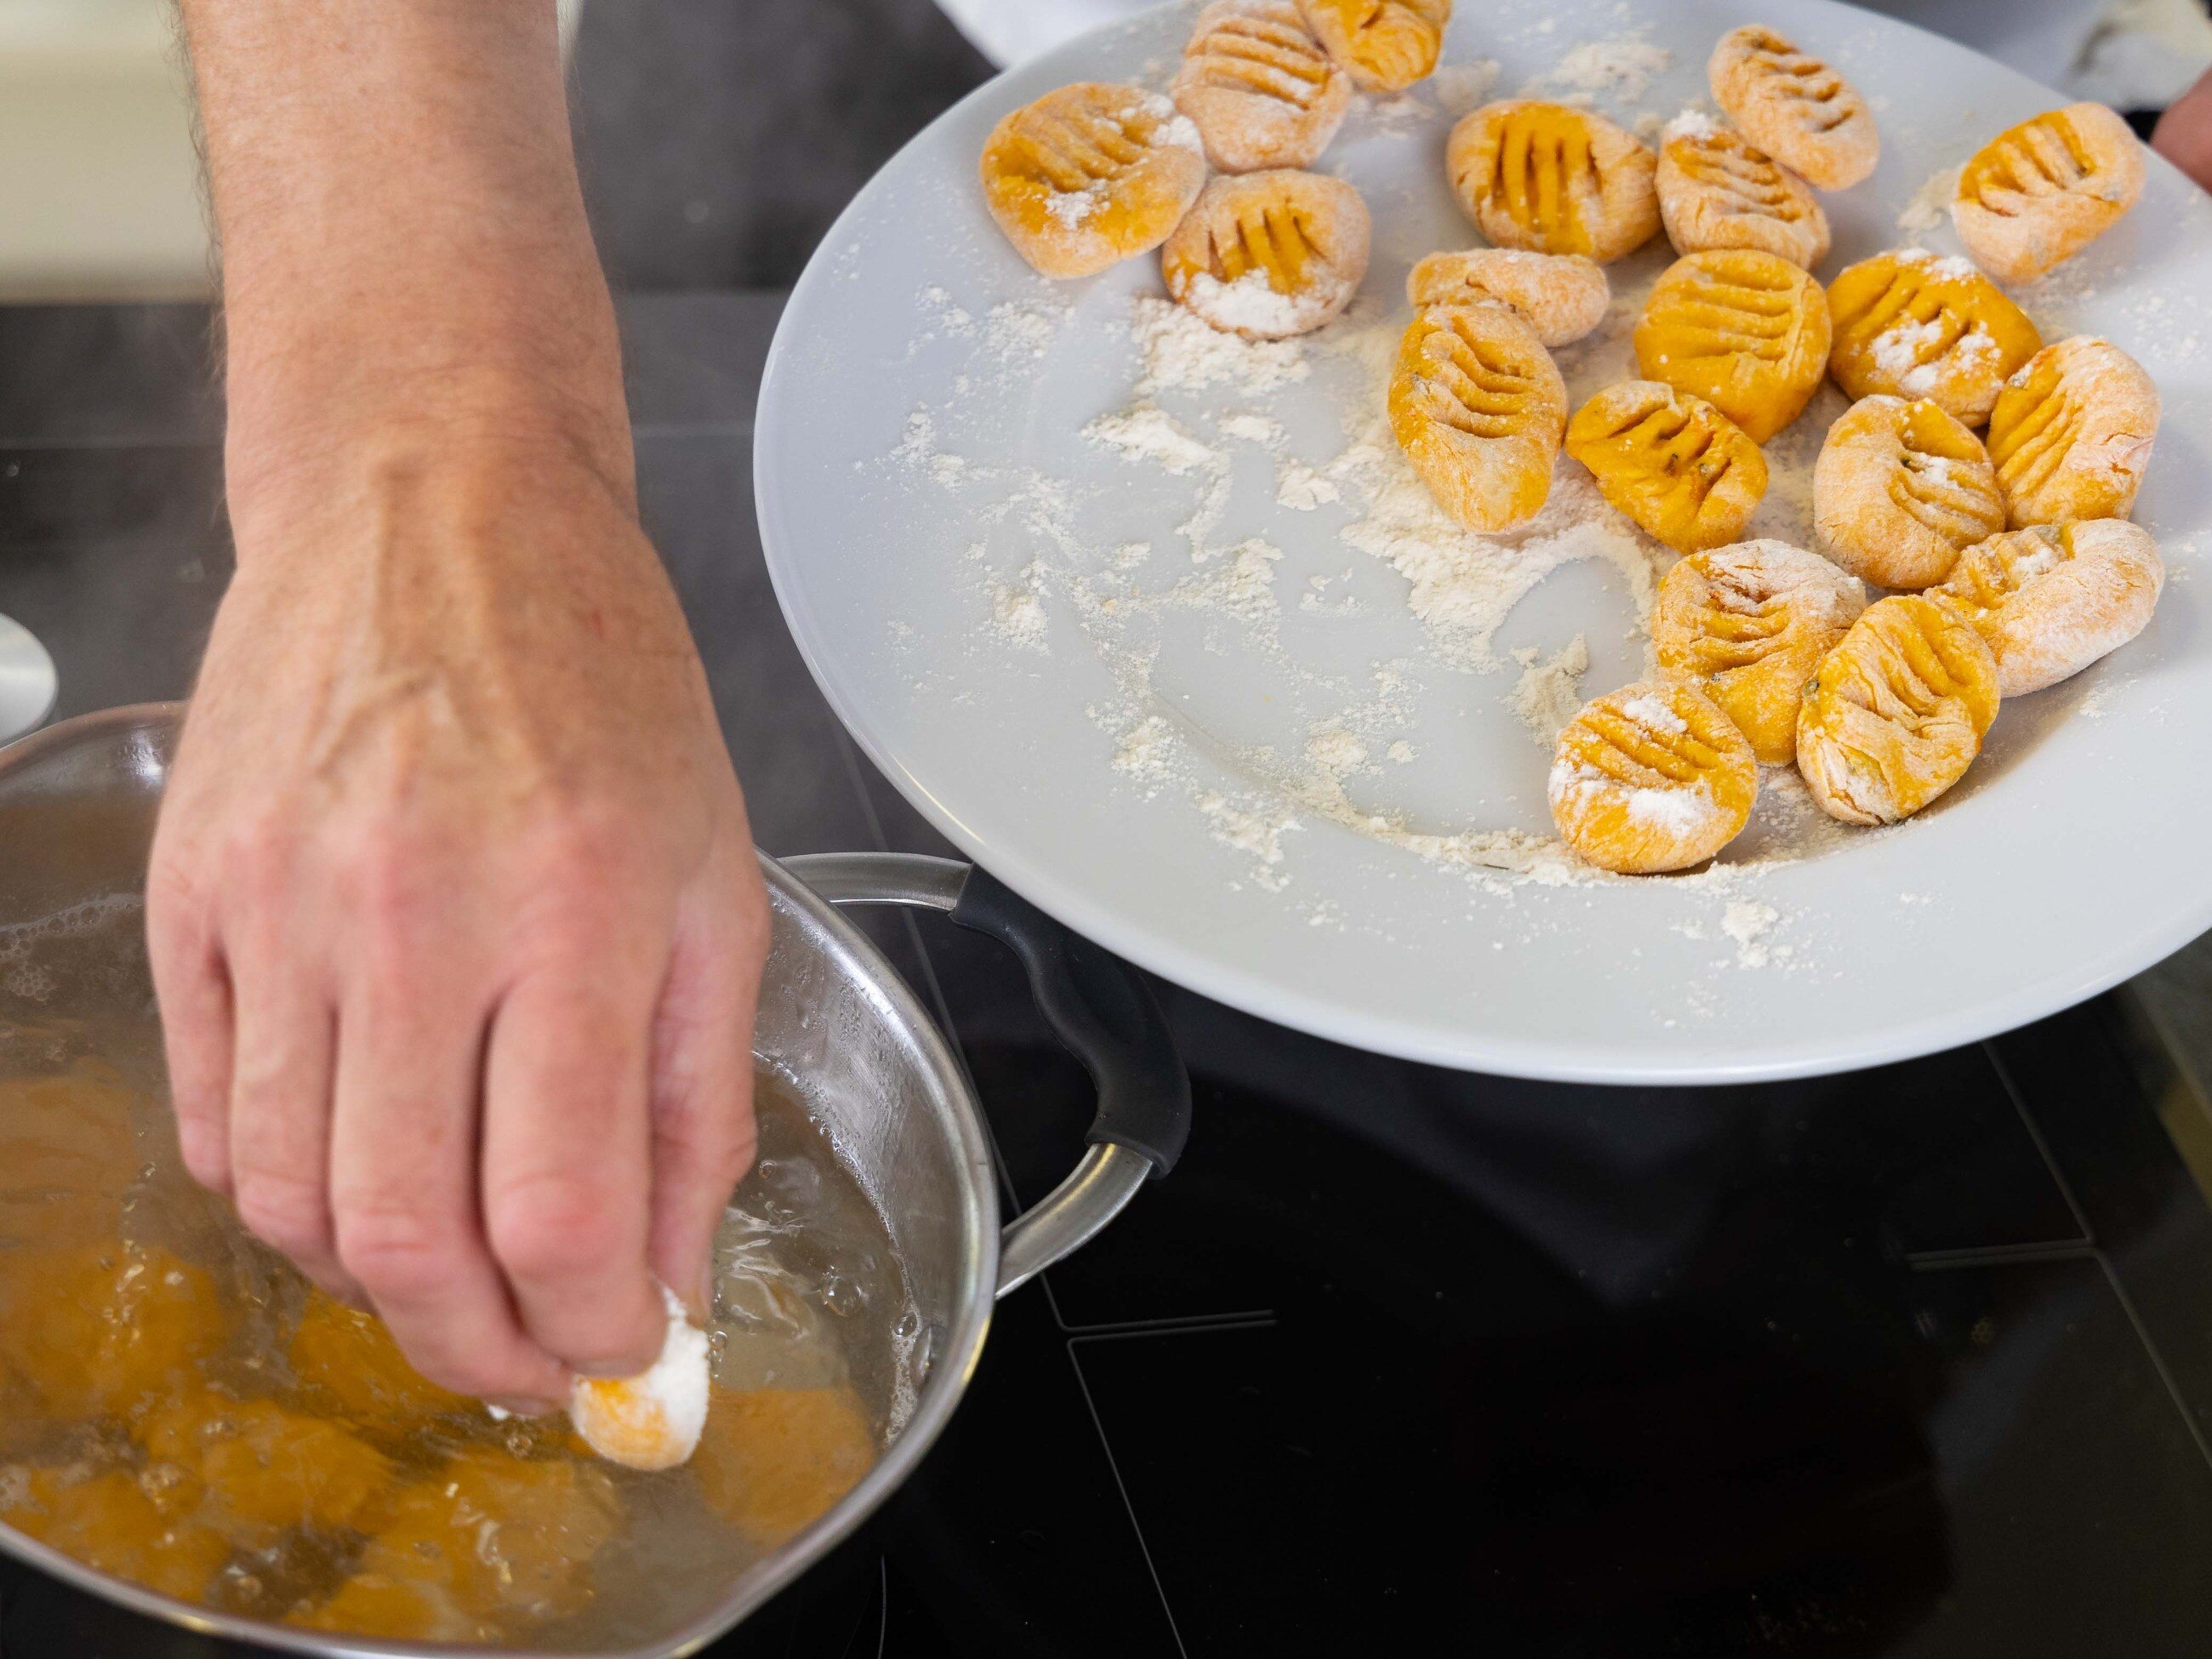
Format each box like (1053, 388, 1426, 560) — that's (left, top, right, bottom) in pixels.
(0, 0, 583, 302)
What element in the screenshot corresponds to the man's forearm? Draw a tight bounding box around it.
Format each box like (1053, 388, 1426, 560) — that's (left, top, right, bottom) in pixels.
(180, 1, 630, 510)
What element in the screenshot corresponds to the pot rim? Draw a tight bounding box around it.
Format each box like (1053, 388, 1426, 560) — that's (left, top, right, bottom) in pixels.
(0, 702, 1003, 1659)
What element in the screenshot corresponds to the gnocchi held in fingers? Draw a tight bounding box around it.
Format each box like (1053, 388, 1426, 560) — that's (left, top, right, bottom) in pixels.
(567, 1286, 712, 1473)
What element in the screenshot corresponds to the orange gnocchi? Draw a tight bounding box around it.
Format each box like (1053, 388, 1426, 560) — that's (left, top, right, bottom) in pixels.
(135, 1391, 396, 1535)
(1566, 380, 1768, 553)
(1813, 396, 2005, 590)
(1826, 248, 2043, 427)
(979, 83, 1206, 278)
(1388, 303, 1568, 530)
(1633, 248, 1830, 442)
(1656, 111, 1829, 269)
(1953, 103, 2146, 286)
(0, 1468, 233, 1605)
(1653, 539, 1867, 764)
(1985, 335, 2160, 527)
(1172, 0, 1351, 174)
(1446, 100, 1660, 264)
(1405, 249, 1610, 347)
(0, 1241, 231, 1420)
(1162, 170, 1371, 339)
(1297, 0, 1450, 91)
(1708, 25, 1878, 191)
(1933, 519, 2164, 696)
(1796, 596, 2001, 824)
(1548, 681, 1759, 874)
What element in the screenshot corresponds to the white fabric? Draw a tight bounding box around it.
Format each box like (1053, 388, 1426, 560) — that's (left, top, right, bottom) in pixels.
(934, 0, 1156, 69)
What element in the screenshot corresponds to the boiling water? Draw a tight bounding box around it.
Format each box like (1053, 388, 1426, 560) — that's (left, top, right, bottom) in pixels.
(0, 895, 919, 1649)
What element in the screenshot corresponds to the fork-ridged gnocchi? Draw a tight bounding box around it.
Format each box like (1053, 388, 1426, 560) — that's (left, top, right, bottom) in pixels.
(1653, 540, 1867, 765)
(1933, 520, 2164, 696)
(1403, 249, 1610, 346)
(1813, 396, 2006, 590)
(1633, 248, 1830, 442)
(979, 83, 1207, 279)
(1566, 380, 1769, 554)
(1797, 596, 2001, 825)
(1984, 335, 2159, 527)
(1297, 0, 1450, 91)
(1388, 303, 1568, 530)
(1446, 100, 1660, 263)
(1162, 170, 1371, 339)
(1708, 25, 1878, 191)
(1952, 103, 2146, 286)
(1656, 111, 1830, 269)
(1172, 0, 1351, 174)
(1549, 681, 1759, 874)
(1826, 248, 2043, 427)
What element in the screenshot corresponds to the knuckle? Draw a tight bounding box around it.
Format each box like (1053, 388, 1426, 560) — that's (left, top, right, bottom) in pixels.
(232, 1166, 333, 1256)
(657, 1103, 755, 1189)
(487, 1172, 631, 1284)
(144, 849, 208, 934)
(219, 807, 303, 902)
(339, 821, 446, 936)
(532, 812, 631, 882)
(178, 1128, 233, 1198)
(334, 1198, 462, 1301)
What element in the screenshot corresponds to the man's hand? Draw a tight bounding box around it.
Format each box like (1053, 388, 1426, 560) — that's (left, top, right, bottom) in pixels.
(162, 2, 767, 1405)
(2155, 66, 2212, 192)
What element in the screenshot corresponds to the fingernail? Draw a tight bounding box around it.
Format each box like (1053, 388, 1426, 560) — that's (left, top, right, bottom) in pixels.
(487, 1395, 562, 1417)
(695, 1261, 717, 1323)
(573, 1355, 650, 1381)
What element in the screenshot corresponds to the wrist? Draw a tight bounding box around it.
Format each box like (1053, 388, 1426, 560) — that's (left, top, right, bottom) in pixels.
(223, 376, 638, 574)
(224, 345, 636, 537)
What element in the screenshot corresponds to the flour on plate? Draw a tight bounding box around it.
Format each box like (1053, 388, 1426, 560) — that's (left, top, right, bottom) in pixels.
(1896, 165, 1962, 232)
(1132, 297, 1308, 396)
(883, 45, 2112, 971)
(1519, 38, 1673, 104)
(1512, 636, 1592, 744)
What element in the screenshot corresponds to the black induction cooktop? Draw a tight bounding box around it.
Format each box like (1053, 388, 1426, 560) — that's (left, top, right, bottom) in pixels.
(7, 280, 2211, 1658)
(12, 954, 2212, 1659)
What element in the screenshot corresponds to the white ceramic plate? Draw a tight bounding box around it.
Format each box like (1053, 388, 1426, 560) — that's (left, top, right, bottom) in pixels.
(756, 0, 2212, 1082)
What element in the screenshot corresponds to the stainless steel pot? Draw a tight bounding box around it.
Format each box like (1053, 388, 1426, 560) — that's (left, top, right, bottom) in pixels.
(0, 704, 1191, 1658)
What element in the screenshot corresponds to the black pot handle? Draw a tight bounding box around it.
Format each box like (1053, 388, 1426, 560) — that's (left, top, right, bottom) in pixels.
(944, 866, 1189, 1175)
(778, 852, 1190, 1297)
